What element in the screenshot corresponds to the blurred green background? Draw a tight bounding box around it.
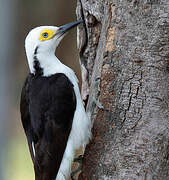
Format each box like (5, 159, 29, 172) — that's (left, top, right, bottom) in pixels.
(0, 0, 80, 179)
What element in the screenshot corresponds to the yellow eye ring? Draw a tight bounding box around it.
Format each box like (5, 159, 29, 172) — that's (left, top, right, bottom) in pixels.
(39, 29, 55, 41)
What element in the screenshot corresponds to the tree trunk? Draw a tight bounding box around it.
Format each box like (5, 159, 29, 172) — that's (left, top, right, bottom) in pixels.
(76, 0, 169, 179)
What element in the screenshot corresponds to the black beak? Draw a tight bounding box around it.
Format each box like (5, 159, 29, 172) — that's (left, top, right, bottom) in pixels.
(58, 19, 83, 35)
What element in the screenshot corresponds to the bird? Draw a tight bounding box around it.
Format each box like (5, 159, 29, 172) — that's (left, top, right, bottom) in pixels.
(20, 19, 91, 180)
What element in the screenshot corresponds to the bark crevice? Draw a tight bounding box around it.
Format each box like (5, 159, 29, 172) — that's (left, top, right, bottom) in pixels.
(77, 0, 169, 179)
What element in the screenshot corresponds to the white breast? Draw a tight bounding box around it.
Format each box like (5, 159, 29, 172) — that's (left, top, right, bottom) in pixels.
(27, 52, 91, 179)
(55, 63, 91, 180)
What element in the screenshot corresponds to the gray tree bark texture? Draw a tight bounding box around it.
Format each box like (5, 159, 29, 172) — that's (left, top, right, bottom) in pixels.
(76, 0, 169, 179)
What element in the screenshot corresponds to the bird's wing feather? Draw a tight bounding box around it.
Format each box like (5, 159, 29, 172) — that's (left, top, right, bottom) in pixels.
(20, 73, 76, 180)
(20, 74, 36, 162)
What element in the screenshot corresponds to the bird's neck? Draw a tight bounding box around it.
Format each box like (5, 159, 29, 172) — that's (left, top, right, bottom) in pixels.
(27, 52, 78, 89)
(28, 52, 66, 77)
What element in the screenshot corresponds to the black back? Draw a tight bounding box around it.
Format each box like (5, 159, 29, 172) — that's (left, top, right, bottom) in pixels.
(20, 73, 76, 180)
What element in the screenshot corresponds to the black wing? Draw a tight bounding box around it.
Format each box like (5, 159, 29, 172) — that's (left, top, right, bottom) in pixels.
(20, 74, 36, 162)
(20, 73, 76, 180)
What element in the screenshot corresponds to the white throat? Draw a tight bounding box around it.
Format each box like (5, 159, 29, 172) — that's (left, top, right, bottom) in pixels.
(35, 53, 63, 76)
(27, 48, 68, 77)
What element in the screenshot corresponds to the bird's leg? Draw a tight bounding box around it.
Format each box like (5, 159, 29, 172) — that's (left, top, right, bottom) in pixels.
(71, 155, 83, 180)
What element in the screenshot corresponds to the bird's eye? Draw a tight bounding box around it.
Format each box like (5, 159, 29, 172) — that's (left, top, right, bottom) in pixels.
(39, 29, 55, 41)
(42, 32, 48, 38)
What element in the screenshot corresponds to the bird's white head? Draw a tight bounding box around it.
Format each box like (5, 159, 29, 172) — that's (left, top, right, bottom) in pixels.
(25, 20, 83, 76)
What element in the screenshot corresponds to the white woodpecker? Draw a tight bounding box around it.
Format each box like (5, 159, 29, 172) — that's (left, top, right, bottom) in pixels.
(20, 20, 91, 180)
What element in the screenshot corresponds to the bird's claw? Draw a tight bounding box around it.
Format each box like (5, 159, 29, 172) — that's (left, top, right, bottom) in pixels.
(71, 155, 83, 180)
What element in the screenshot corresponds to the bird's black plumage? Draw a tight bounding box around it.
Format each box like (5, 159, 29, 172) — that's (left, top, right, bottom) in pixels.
(20, 73, 76, 180)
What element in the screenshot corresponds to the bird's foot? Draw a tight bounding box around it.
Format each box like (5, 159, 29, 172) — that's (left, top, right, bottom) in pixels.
(71, 155, 83, 180)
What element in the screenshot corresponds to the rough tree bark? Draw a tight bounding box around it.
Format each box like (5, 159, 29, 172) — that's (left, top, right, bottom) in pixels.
(76, 0, 169, 179)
